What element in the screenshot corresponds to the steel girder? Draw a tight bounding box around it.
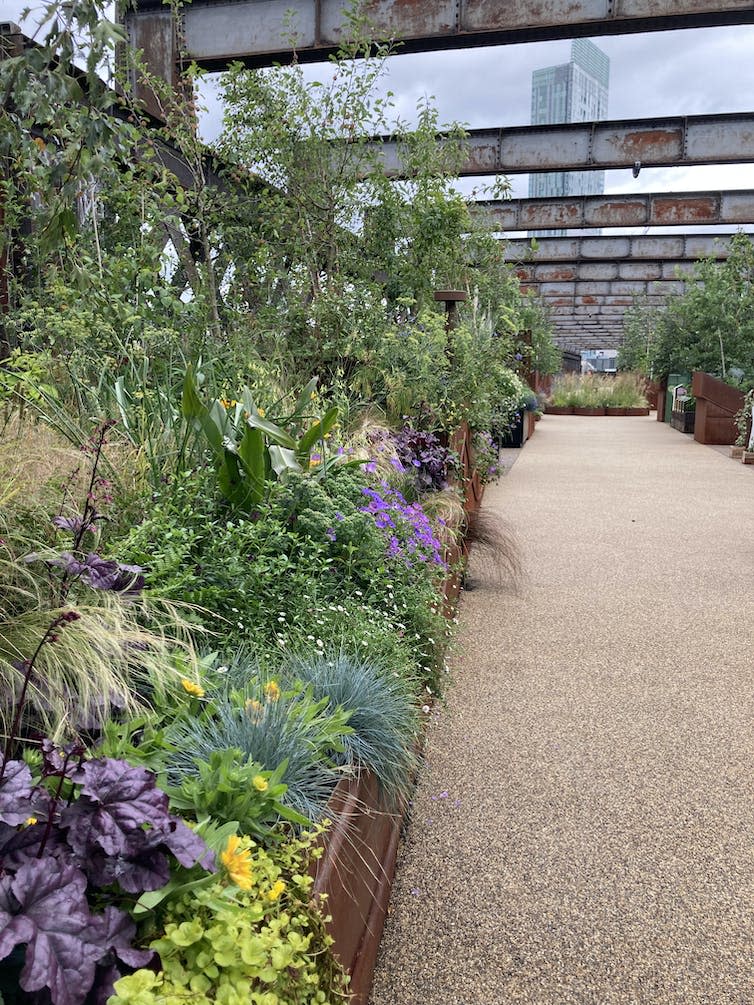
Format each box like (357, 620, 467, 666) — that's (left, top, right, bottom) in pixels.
(504, 233, 736, 264)
(475, 189, 754, 232)
(516, 262, 700, 282)
(123, 2, 754, 71)
(371, 112, 754, 178)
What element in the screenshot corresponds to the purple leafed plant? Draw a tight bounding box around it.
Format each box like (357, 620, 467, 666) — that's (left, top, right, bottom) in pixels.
(0, 749, 213, 1005)
(393, 426, 454, 493)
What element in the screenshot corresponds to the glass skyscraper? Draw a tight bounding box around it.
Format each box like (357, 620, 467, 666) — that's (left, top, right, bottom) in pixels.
(529, 39, 610, 226)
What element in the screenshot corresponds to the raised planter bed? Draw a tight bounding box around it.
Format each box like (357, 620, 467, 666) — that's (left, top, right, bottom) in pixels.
(625, 407, 650, 416)
(573, 406, 606, 416)
(605, 407, 628, 416)
(545, 405, 573, 415)
(670, 409, 696, 433)
(314, 422, 483, 1001)
(742, 451, 754, 465)
(312, 773, 401, 1005)
(731, 445, 745, 459)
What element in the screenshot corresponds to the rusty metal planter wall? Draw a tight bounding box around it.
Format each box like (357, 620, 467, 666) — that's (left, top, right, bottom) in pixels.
(691, 371, 744, 444)
(311, 424, 483, 1002)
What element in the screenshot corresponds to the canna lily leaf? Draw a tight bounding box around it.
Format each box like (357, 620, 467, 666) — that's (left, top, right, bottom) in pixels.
(297, 406, 339, 459)
(268, 445, 302, 477)
(244, 411, 297, 450)
(293, 376, 319, 417)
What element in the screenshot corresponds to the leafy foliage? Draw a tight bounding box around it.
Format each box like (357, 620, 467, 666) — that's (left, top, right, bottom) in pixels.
(280, 648, 419, 806)
(0, 750, 211, 1005)
(111, 828, 348, 1005)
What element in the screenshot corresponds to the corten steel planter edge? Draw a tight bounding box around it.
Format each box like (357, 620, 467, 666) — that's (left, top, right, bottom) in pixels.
(625, 407, 651, 416)
(691, 371, 744, 444)
(605, 407, 628, 416)
(544, 405, 573, 415)
(311, 772, 403, 1005)
(310, 423, 482, 1003)
(573, 406, 606, 416)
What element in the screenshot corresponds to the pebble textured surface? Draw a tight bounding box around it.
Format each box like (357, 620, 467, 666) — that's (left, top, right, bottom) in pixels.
(370, 416, 754, 1005)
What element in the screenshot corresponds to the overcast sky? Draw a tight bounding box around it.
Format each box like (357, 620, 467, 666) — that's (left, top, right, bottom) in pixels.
(5, 3, 754, 229)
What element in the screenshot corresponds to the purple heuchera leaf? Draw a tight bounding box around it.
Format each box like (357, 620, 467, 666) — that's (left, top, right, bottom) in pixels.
(40, 552, 145, 595)
(0, 858, 103, 1005)
(62, 758, 170, 859)
(52, 515, 87, 534)
(0, 760, 34, 825)
(94, 906, 153, 969)
(61, 758, 213, 890)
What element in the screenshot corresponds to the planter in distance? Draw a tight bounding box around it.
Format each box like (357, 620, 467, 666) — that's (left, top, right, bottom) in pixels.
(605, 407, 628, 416)
(497, 412, 526, 448)
(625, 407, 650, 416)
(545, 405, 573, 415)
(730, 445, 745, 459)
(573, 407, 606, 416)
(670, 409, 696, 433)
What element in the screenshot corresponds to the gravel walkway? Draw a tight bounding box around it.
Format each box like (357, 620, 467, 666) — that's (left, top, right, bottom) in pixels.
(371, 416, 754, 1005)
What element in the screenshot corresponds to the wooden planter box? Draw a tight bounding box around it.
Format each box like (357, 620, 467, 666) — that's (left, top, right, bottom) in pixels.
(573, 406, 606, 416)
(742, 451, 754, 465)
(605, 407, 628, 416)
(670, 409, 696, 433)
(625, 407, 650, 416)
(545, 405, 573, 415)
(730, 445, 745, 459)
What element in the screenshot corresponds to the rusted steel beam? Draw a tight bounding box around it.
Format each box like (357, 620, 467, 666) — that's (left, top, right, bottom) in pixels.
(526, 279, 685, 297)
(124, 2, 754, 71)
(517, 261, 699, 283)
(371, 112, 754, 178)
(506, 233, 737, 264)
(476, 189, 754, 231)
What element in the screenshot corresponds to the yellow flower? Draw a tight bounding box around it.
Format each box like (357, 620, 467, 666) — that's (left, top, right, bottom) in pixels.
(181, 678, 205, 698)
(257, 407, 266, 418)
(264, 680, 280, 701)
(221, 835, 255, 890)
(252, 775, 269, 793)
(24, 816, 37, 827)
(220, 398, 238, 410)
(246, 698, 263, 716)
(266, 879, 285, 902)
(310, 391, 317, 400)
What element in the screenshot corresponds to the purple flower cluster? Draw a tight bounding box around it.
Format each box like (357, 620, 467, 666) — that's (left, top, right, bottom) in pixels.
(360, 485, 445, 568)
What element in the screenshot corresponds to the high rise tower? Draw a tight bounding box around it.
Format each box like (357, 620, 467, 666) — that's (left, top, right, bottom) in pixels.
(528, 39, 610, 227)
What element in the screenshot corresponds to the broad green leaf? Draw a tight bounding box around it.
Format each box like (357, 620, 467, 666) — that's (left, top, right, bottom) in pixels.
(297, 405, 339, 458)
(268, 445, 302, 477)
(293, 376, 319, 417)
(182, 370, 224, 460)
(238, 426, 266, 505)
(245, 411, 297, 450)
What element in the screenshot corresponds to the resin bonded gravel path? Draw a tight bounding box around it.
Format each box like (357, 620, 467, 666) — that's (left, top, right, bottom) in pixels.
(370, 416, 754, 1005)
